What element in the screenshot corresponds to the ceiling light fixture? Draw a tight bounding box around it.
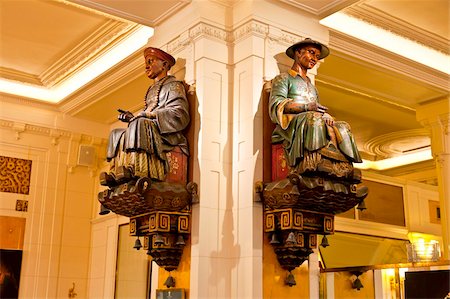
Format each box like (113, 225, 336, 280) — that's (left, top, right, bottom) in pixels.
(356, 149, 433, 171)
(319, 13, 450, 75)
(0, 25, 153, 103)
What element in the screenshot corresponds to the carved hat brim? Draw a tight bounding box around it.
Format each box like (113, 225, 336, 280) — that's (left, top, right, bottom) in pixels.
(285, 38, 330, 60)
(144, 47, 176, 67)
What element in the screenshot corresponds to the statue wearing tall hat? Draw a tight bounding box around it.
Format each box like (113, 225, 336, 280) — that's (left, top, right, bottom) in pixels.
(101, 47, 190, 185)
(269, 38, 362, 179)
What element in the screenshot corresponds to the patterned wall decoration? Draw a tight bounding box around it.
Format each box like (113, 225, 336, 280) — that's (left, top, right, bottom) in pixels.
(0, 156, 32, 195)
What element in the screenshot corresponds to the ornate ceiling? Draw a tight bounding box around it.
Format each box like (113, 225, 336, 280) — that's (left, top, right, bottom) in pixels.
(0, 0, 449, 184)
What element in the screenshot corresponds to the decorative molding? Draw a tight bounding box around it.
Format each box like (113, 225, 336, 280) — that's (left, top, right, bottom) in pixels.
(0, 67, 42, 86)
(167, 31, 192, 56)
(189, 22, 230, 43)
(40, 20, 134, 88)
(0, 119, 106, 145)
(0, 93, 59, 111)
(12, 122, 26, 140)
(233, 20, 268, 42)
(59, 50, 144, 115)
(279, 0, 359, 17)
(439, 114, 450, 136)
(379, 159, 437, 180)
(265, 23, 305, 46)
(363, 129, 430, 159)
(347, 5, 449, 55)
(315, 77, 416, 112)
(335, 217, 409, 240)
(329, 31, 450, 92)
(69, 0, 190, 27)
(151, 1, 192, 27)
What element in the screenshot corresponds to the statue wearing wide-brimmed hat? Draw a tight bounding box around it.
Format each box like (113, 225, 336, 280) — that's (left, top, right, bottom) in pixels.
(269, 38, 362, 178)
(101, 47, 190, 185)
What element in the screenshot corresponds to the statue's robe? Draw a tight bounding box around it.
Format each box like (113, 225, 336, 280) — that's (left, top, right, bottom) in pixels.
(269, 69, 361, 177)
(107, 75, 189, 180)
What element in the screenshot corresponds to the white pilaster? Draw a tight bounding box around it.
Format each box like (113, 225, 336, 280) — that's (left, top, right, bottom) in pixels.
(416, 97, 450, 259)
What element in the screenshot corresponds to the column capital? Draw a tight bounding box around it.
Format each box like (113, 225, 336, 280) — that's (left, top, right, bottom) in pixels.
(416, 97, 450, 156)
(416, 97, 450, 126)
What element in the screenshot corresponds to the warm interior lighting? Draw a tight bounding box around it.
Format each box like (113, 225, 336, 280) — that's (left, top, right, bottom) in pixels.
(356, 149, 433, 170)
(0, 26, 154, 103)
(320, 13, 450, 75)
(407, 233, 442, 262)
(407, 239, 440, 262)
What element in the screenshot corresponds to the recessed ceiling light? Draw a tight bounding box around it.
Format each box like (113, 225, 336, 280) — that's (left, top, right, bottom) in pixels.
(356, 149, 433, 170)
(320, 12, 450, 75)
(0, 26, 153, 103)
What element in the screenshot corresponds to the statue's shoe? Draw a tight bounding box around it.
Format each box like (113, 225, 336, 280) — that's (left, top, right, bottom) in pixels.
(100, 172, 117, 187)
(356, 185, 368, 199)
(115, 166, 134, 183)
(349, 168, 362, 183)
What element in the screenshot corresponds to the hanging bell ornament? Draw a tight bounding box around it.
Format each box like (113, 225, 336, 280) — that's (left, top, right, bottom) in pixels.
(176, 235, 186, 246)
(357, 199, 367, 211)
(285, 232, 297, 245)
(285, 271, 296, 287)
(133, 237, 142, 250)
(270, 233, 280, 245)
(154, 234, 164, 246)
(320, 235, 329, 248)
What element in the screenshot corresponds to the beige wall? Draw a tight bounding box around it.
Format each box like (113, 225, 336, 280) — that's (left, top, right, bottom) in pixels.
(0, 98, 107, 299)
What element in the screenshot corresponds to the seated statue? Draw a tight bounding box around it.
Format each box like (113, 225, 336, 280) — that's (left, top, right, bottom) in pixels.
(269, 38, 362, 179)
(101, 47, 189, 186)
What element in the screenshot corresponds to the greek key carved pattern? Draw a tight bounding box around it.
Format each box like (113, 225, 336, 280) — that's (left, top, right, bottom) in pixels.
(324, 216, 334, 233)
(159, 214, 171, 231)
(309, 234, 317, 248)
(0, 156, 32, 195)
(178, 215, 190, 233)
(280, 210, 291, 229)
(265, 213, 275, 231)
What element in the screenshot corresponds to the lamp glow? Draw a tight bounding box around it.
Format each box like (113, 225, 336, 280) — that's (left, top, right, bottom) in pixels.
(0, 26, 154, 103)
(320, 13, 450, 75)
(356, 149, 433, 170)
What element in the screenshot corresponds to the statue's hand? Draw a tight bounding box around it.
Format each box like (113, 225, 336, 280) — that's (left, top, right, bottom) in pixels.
(129, 111, 156, 122)
(306, 102, 328, 113)
(118, 110, 134, 122)
(322, 112, 335, 126)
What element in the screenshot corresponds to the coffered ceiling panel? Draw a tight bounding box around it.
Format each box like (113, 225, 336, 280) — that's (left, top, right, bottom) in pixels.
(70, 0, 191, 26)
(0, 0, 127, 86)
(317, 51, 448, 109)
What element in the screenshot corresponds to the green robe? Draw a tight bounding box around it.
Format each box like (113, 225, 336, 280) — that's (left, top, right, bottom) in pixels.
(269, 70, 361, 169)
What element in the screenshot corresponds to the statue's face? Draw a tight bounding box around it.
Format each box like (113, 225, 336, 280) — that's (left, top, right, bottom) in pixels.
(295, 45, 321, 70)
(145, 55, 167, 80)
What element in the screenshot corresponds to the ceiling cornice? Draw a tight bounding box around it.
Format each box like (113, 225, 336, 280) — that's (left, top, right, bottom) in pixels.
(40, 20, 132, 88)
(315, 77, 416, 112)
(279, 0, 359, 17)
(0, 67, 42, 86)
(363, 129, 430, 159)
(0, 93, 59, 111)
(69, 0, 191, 27)
(347, 4, 449, 55)
(59, 49, 144, 115)
(329, 31, 450, 92)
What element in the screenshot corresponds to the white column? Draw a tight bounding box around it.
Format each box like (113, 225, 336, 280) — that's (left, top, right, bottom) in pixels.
(326, 272, 335, 299)
(190, 28, 233, 299)
(232, 21, 266, 299)
(416, 97, 450, 259)
(308, 250, 320, 298)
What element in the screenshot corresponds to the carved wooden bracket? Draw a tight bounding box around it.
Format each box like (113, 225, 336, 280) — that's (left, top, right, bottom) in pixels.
(98, 178, 198, 272)
(256, 173, 367, 286)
